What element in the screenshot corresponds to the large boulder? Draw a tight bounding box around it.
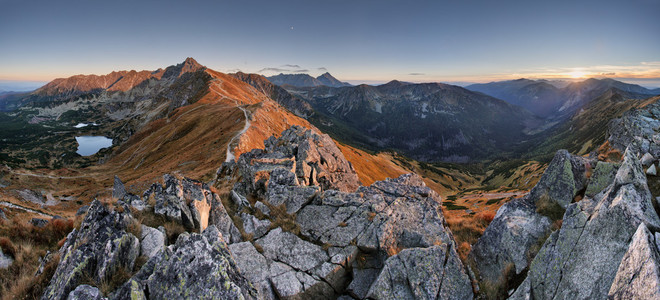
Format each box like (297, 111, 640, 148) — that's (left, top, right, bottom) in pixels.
(469, 150, 591, 285)
(139, 225, 165, 258)
(145, 226, 258, 299)
(608, 223, 660, 299)
(511, 147, 660, 299)
(67, 285, 105, 300)
(366, 246, 473, 300)
(469, 198, 550, 284)
(42, 200, 136, 300)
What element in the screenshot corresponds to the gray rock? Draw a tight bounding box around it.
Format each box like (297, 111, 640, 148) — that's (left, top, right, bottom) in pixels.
(228, 242, 275, 299)
(469, 198, 551, 284)
(146, 226, 258, 299)
(208, 192, 242, 244)
(214, 127, 473, 299)
(256, 227, 328, 272)
(240, 213, 271, 239)
(42, 200, 134, 300)
(66, 285, 105, 300)
(31, 218, 48, 227)
(95, 232, 139, 283)
(266, 181, 318, 214)
(75, 205, 89, 216)
(470, 149, 592, 285)
(255, 201, 270, 216)
(140, 225, 165, 258)
(112, 175, 126, 200)
(641, 152, 655, 166)
(526, 149, 590, 209)
(648, 164, 657, 176)
(608, 223, 660, 299)
(348, 268, 380, 299)
(584, 161, 619, 197)
(367, 245, 473, 300)
(0, 247, 13, 269)
(108, 279, 145, 300)
(512, 147, 660, 300)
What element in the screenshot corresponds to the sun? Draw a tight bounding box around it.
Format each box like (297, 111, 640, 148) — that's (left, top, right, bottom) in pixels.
(568, 70, 587, 78)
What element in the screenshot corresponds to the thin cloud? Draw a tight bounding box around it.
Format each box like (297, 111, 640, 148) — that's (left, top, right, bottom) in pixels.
(293, 69, 309, 73)
(258, 67, 289, 73)
(281, 64, 301, 68)
(409, 72, 425, 76)
(317, 67, 328, 71)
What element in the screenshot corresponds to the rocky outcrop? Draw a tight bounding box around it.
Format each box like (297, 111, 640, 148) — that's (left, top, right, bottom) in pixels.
(42, 200, 137, 300)
(44, 126, 473, 299)
(42, 198, 257, 300)
(231, 125, 361, 197)
(469, 150, 591, 285)
(144, 226, 257, 299)
(510, 147, 660, 299)
(223, 126, 472, 299)
(608, 223, 660, 299)
(67, 285, 105, 300)
(366, 245, 473, 300)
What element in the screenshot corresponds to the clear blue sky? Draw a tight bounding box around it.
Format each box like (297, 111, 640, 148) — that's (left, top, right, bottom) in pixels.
(1, 0, 659, 87)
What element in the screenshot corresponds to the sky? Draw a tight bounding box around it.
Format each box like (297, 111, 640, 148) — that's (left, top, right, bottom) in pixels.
(1, 0, 659, 88)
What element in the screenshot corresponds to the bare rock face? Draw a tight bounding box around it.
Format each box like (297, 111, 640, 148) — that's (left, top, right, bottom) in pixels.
(511, 147, 660, 299)
(469, 149, 592, 285)
(42, 200, 137, 300)
(66, 285, 105, 300)
(241, 125, 361, 194)
(145, 226, 258, 299)
(222, 126, 473, 299)
(366, 245, 473, 300)
(608, 223, 660, 299)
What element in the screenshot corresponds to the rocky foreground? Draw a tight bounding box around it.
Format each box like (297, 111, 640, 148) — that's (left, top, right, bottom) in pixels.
(40, 126, 474, 299)
(471, 100, 660, 299)
(36, 99, 660, 299)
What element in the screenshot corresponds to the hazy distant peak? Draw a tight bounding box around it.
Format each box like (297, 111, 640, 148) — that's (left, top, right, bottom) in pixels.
(267, 72, 350, 87)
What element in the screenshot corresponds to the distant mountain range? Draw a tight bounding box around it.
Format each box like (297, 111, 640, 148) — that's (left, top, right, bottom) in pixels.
(467, 78, 660, 118)
(267, 72, 351, 88)
(286, 80, 542, 162)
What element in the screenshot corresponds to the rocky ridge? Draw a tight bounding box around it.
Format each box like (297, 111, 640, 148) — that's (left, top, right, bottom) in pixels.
(40, 126, 474, 299)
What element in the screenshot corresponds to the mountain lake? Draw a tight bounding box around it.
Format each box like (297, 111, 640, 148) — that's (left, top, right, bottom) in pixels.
(75, 136, 113, 156)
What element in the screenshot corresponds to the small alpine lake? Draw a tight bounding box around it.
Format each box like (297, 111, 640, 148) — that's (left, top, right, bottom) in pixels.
(75, 136, 113, 156)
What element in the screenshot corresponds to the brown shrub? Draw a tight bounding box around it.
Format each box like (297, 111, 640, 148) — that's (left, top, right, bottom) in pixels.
(477, 211, 496, 224)
(0, 237, 16, 258)
(268, 204, 300, 235)
(126, 218, 143, 239)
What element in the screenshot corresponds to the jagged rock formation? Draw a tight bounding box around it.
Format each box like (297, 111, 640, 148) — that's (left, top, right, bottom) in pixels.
(468, 99, 660, 299)
(41, 126, 472, 299)
(221, 126, 473, 299)
(41, 198, 258, 300)
(511, 147, 660, 299)
(471, 99, 660, 299)
(42, 200, 139, 299)
(607, 223, 660, 299)
(469, 150, 591, 284)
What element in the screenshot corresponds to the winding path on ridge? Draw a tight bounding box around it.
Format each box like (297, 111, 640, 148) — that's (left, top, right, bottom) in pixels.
(209, 80, 251, 162)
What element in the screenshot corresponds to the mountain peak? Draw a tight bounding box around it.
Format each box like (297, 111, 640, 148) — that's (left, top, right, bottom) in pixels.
(180, 57, 205, 72)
